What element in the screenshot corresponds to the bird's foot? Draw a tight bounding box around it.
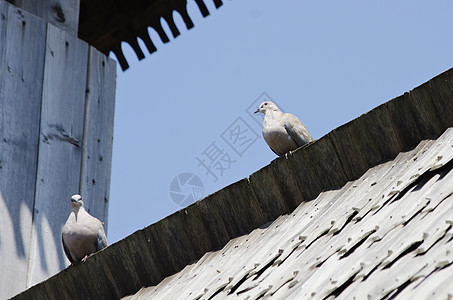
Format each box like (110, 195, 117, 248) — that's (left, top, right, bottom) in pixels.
(284, 151, 294, 159)
(81, 253, 95, 262)
(271, 151, 293, 163)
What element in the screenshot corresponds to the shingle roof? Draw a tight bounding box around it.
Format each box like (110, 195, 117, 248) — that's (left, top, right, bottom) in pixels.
(12, 68, 453, 299)
(126, 127, 453, 299)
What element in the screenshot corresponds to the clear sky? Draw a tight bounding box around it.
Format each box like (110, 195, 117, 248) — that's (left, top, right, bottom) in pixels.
(108, 0, 453, 243)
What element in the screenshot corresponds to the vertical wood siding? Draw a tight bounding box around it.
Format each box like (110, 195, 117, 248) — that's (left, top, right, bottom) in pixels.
(28, 22, 89, 286)
(0, 3, 46, 297)
(0, 2, 116, 298)
(6, 0, 80, 34)
(80, 47, 116, 232)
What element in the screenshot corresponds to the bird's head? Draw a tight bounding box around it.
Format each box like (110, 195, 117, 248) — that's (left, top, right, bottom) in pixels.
(254, 101, 279, 114)
(70, 194, 84, 209)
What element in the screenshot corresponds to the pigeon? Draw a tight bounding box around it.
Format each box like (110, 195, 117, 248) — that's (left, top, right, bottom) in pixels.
(62, 194, 107, 263)
(255, 101, 313, 156)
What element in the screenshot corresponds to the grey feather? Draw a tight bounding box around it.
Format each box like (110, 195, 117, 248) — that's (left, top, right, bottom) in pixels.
(97, 229, 108, 251)
(255, 101, 313, 156)
(62, 236, 75, 264)
(62, 194, 108, 263)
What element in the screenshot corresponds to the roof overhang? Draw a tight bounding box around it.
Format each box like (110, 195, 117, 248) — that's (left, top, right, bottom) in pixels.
(78, 0, 223, 71)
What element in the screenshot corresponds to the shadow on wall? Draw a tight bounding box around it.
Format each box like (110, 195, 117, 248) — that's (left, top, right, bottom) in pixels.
(0, 192, 67, 293)
(0, 2, 114, 298)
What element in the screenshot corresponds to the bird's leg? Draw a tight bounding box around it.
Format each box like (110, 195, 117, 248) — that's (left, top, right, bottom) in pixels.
(271, 150, 294, 163)
(284, 150, 294, 159)
(81, 253, 96, 262)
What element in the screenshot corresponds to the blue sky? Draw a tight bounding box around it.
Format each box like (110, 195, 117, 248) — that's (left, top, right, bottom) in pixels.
(108, 0, 453, 243)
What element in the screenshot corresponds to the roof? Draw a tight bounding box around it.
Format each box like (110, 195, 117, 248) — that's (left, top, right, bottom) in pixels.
(12, 67, 453, 299)
(78, 0, 222, 71)
(125, 127, 453, 299)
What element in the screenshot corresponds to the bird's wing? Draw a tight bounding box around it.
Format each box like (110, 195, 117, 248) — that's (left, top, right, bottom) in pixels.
(96, 227, 108, 251)
(284, 114, 313, 147)
(62, 235, 75, 264)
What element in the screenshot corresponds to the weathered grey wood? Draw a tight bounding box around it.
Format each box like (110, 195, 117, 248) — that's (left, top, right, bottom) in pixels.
(360, 102, 404, 160)
(118, 126, 451, 300)
(116, 129, 453, 300)
(28, 22, 88, 286)
(407, 80, 444, 137)
(328, 116, 384, 180)
(327, 67, 453, 183)
(12, 69, 453, 300)
(385, 91, 440, 154)
(428, 68, 453, 128)
(0, 3, 46, 299)
(290, 136, 348, 199)
(399, 255, 453, 300)
(8, 0, 80, 34)
(247, 135, 347, 224)
(0, 2, 116, 298)
(80, 46, 116, 231)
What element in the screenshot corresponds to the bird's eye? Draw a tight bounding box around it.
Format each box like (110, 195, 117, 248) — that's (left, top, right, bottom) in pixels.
(264, 103, 268, 106)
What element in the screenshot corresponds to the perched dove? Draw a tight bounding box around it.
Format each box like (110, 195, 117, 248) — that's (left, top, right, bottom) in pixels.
(62, 194, 107, 263)
(255, 101, 313, 156)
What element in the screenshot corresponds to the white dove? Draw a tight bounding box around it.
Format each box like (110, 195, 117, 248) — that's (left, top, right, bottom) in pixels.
(255, 101, 313, 156)
(62, 194, 107, 263)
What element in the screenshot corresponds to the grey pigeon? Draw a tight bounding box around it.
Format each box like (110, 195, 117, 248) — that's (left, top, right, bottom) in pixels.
(62, 194, 107, 263)
(255, 101, 313, 156)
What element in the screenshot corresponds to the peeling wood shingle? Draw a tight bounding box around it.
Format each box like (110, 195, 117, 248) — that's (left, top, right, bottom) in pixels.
(12, 69, 453, 299)
(132, 129, 453, 299)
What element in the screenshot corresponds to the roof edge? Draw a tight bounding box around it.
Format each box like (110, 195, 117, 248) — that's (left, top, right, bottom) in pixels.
(13, 67, 453, 299)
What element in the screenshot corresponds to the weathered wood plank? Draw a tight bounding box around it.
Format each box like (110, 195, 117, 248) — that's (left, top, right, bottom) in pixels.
(398, 255, 453, 299)
(290, 136, 348, 199)
(360, 102, 404, 160)
(28, 23, 88, 286)
(12, 68, 453, 300)
(328, 116, 384, 180)
(80, 46, 116, 231)
(385, 92, 434, 152)
(0, 3, 46, 299)
(9, 0, 80, 34)
(407, 80, 444, 138)
(428, 68, 453, 128)
(118, 130, 453, 300)
(246, 136, 346, 223)
(329, 72, 452, 184)
(14, 141, 453, 299)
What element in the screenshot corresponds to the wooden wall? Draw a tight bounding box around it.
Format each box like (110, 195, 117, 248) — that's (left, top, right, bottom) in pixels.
(5, 0, 80, 34)
(0, 1, 116, 298)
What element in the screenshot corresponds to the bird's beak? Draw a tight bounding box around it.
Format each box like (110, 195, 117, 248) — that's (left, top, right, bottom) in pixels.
(254, 109, 260, 114)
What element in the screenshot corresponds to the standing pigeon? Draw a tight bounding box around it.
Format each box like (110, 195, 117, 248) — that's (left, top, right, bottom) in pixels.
(62, 194, 107, 263)
(255, 101, 313, 156)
